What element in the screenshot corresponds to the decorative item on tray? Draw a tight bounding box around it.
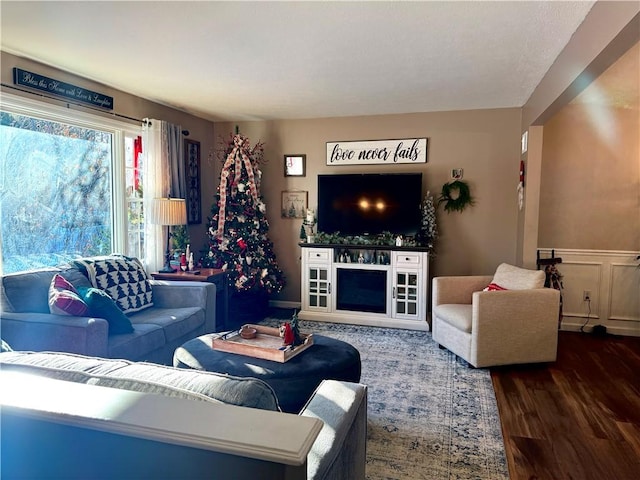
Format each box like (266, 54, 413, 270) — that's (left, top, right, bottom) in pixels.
(279, 309, 304, 346)
(212, 311, 313, 363)
(239, 325, 257, 339)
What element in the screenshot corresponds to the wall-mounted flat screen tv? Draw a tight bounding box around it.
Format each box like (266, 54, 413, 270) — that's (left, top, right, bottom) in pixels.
(317, 173, 422, 236)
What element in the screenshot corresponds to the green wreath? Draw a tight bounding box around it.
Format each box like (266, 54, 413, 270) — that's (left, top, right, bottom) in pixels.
(438, 180, 474, 213)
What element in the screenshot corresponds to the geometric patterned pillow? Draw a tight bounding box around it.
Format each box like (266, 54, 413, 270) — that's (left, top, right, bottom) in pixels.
(48, 274, 89, 316)
(72, 255, 153, 314)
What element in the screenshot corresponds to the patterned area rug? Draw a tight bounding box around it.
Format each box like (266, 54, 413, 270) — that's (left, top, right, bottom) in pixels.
(262, 311, 508, 480)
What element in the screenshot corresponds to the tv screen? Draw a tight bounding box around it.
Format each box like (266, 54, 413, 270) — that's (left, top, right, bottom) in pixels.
(317, 173, 422, 236)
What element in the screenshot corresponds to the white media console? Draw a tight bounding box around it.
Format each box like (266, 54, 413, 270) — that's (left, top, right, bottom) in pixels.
(299, 245, 430, 331)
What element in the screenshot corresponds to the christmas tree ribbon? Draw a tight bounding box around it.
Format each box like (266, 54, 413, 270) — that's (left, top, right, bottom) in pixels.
(216, 134, 259, 238)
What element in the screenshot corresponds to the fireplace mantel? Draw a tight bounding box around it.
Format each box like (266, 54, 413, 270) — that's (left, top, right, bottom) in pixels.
(299, 245, 430, 331)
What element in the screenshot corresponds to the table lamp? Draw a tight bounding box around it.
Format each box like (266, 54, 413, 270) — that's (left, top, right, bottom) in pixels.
(149, 197, 187, 273)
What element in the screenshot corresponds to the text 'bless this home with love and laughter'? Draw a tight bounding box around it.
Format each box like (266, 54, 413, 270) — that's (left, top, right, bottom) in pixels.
(326, 138, 428, 165)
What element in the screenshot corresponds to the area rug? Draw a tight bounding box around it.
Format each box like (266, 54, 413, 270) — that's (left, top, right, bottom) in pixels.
(262, 310, 508, 480)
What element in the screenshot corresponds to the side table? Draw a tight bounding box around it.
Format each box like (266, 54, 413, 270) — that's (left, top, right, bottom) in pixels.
(151, 268, 229, 332)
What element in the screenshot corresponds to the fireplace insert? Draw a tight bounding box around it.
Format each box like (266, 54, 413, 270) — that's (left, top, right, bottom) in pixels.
(336, 268, 387, 314)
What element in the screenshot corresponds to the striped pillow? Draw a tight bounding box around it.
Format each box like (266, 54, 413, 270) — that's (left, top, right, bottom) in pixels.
(48, 274, 88, 316)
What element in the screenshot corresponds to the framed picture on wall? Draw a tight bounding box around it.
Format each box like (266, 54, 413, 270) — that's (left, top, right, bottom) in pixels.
(281, 190, 308, 218)
(184, 139, 201, 224)
(284, 154, 306, 177)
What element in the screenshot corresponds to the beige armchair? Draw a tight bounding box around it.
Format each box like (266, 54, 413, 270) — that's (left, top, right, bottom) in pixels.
(431, 263, 560, 368)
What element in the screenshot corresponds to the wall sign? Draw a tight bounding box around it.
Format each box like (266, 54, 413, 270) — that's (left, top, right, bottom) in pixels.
(281, 190, 308, 219)
(13, 68, 114, 110)
(326, 138, 428, 165)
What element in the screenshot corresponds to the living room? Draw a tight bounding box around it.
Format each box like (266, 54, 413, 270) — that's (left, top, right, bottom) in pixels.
(3, 2, 638, 335)
(1, 2, 639, 479)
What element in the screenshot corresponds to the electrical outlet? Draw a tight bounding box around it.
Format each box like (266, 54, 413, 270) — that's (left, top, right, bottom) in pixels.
(583, 290, 591, 302)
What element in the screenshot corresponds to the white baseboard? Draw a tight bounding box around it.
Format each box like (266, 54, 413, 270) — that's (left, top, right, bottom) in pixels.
(561, 319, 640, 337)
(269, 300, 301, 310)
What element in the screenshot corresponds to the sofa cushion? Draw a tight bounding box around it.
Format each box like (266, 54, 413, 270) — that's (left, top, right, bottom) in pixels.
(1, 267, 93, 314)
(0, 352, 223, 406)
(1, 268, 60, 314)
(107, 363, 280, 411)
(433, 304, 473, 333)
(0, 350, 130, 375)
(48, 274, 88, 316)
(72, 255, 153, 314)
(130, 306, 204, 342)
(107, 323, 165, 359)
(0, 351, 280, 411)
(491, 263, 545, 290)
(77, 287, 134, 335)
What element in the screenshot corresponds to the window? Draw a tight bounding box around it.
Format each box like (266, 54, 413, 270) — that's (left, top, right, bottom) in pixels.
(0, 94, 142, 274)
(125, 135, 145, 260)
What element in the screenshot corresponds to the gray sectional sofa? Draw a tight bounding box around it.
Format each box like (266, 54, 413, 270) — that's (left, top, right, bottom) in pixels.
(0, 255, 216, 365)
(0, 350, 368, 480)
(1, 256, 369, 479)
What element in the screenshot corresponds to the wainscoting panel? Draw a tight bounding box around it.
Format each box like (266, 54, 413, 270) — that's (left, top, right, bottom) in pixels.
(538, 249, 640, 337)
(609, 263, 640, 321)
(559, 261, 602, 320)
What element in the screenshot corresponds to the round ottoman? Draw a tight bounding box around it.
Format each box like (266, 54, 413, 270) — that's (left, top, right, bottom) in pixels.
(174, 334, 361, 413)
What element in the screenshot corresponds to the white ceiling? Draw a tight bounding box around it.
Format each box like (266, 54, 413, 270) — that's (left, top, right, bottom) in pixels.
(1, 1, 596, 122)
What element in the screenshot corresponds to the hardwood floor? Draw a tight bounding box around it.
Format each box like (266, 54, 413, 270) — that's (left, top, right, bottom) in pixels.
(491, 331, 640, 480)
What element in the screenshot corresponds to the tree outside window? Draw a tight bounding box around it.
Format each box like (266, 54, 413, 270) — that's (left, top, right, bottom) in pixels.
(0, 101, 143, 274)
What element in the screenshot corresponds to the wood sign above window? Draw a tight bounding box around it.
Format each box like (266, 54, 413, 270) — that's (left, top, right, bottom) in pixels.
(13, 68, 114, 110)
(326, 138, 428, 166)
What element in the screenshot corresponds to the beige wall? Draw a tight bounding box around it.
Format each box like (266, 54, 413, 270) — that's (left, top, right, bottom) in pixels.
(538, 42, 639, 251)
(522, 2, 640, 128)
(519, 4, 639, 267)
(215, 109, 522, 302)
(0, 51, 217, 259)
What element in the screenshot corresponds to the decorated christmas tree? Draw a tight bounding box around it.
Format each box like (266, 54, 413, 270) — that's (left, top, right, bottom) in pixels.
(415, 191, 438, 251)
(202, 133, 286, 295)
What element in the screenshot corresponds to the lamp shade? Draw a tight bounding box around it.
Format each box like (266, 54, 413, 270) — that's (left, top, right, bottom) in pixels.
(149, 198, 187, 226)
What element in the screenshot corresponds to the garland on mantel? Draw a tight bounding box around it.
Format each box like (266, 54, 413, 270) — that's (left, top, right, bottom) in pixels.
(310, 231, 426, 248)
(438, 180, 474, 213)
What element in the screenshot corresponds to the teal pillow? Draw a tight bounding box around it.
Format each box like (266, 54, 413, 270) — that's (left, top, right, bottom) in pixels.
(77, 287, 134, 335)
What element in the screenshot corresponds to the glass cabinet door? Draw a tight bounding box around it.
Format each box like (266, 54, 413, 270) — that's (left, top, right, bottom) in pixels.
(394, 270, 419, 317)
(307, 266, 330, 310)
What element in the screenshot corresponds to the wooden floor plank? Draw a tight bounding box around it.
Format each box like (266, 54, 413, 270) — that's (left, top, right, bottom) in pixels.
(491, 332, 640, 480)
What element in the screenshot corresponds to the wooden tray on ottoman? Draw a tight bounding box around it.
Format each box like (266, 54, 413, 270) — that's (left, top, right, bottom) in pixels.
(212, 324, 314, 363)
